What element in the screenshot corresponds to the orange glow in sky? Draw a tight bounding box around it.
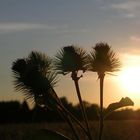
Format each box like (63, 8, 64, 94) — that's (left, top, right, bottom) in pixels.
(119, 66, 140, 96)
(115, 53, 140, 109)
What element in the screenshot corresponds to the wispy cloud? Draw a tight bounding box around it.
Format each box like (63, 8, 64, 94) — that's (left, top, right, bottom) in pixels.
(123, 13, 135, 18)
(0, 22, 91, 36)
(111, 1, 140, 11)
(130, 35, 140, 42)
(0, 23, 67, 33)
(103, 1, 140, 18)
(60, 28, 90, 34)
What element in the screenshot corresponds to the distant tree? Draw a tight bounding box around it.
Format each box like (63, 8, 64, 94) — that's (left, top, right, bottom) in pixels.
(60, 97, 74, 111)
(21, 100, 30, 112)
(86, 104, 99, 120)
(0, 101, 20, 123)
(20, 100, 31, 122)
(106, 109, 134, 120)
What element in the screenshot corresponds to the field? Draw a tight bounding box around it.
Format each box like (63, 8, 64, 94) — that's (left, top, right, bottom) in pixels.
(0, 120, 140, 140)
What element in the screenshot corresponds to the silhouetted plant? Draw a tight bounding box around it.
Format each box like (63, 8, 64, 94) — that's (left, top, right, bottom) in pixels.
(11, 45, 134, 140)
(12, 51, 88, 140)
(54, 45, 92, 140)
(12, 52, 56, 104)
(89, 42, 122, 140)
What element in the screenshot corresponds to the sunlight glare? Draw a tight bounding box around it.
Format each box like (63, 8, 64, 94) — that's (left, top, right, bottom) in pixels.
(119, 66, 140, 96)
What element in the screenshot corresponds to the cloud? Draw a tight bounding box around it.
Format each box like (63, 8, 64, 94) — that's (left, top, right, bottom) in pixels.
(0, 23, 66, 33)
(123, 13, 135, 18)
(103, 1, 140, 18)
(110, 1, 140, 11)
(0, 22, 90, 36)
(130, 36, 140, 42)
(60, 28, 90, 34)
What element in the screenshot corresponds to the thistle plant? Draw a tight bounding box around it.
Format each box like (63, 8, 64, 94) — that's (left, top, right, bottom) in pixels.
(54, 45, 92, 140)
(12, 51, 56, 104)
(11, 45, 134, 140)
(12, 53, 69, 127)
(11, 51, 81, 140)
(89, 42, 121, 140)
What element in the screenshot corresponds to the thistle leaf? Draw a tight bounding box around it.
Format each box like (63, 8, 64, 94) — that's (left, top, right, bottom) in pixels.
(104, 97, 134, 118)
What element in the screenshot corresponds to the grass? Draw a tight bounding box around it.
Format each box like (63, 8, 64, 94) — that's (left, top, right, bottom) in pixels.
(0, 120, 140, 140)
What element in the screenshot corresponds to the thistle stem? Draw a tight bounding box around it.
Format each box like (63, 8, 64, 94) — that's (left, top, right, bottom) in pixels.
(58, 100, 89, 136)
(99, 74, 105, 140)
(71, 71, 92, 140)
(51, 88, 89, 136)
(74, 80, 92, 140)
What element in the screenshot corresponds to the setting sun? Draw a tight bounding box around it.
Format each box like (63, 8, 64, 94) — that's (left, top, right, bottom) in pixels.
(119, 66, 140, 96)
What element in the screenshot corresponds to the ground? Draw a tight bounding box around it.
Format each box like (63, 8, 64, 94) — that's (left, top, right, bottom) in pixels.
(0, 120, 140, 140)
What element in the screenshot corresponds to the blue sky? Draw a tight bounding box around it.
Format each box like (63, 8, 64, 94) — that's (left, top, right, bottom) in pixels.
(1, 0, 140, 108)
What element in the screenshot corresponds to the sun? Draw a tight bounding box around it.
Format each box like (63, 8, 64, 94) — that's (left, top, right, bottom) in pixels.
(118, 66, 140, 96)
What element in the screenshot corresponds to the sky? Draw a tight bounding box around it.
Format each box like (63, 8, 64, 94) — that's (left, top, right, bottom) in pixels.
(1, 0, 140, 109)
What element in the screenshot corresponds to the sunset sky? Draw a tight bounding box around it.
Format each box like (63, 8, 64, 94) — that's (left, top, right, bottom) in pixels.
(1, 0, 140, 109)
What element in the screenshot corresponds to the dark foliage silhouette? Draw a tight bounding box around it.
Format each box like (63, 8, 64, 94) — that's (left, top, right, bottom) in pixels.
(0, 101, 31, 123)
(0, 99, 137, 124)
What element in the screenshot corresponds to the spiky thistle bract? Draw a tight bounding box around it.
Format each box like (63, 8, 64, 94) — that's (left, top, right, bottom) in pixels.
(12, 51, 57, 107)
(89, 42, 120, 75)
(54, 45, 89, 75)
